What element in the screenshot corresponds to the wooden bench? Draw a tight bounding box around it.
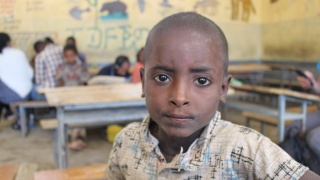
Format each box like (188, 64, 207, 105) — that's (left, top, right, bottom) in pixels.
(40, 119, 58, 129)
(0, 163, 38, 180)
(11, 101, 52, 137)
(39, 118, 130, 130)
(34, 164, 106, 180)
(262, 78, 301, 88)
(242, 105, 318, 135)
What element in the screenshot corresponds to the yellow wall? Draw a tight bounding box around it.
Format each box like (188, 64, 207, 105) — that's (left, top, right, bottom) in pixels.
(260, 0, 320, 62)
(0, 0, 263, 64)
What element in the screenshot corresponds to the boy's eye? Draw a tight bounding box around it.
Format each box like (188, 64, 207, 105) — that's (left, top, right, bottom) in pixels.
(154, 74, 171, 82)
(194, 77, 210, 86)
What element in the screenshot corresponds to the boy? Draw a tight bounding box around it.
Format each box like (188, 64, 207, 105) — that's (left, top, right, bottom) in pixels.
(56, 45, 89, 150)
(106, 12, 319, 179)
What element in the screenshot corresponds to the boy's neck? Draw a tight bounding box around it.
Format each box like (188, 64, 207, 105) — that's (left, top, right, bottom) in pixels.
(150, 121, 204, 162)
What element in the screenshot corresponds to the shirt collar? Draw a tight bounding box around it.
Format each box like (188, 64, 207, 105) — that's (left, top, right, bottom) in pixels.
(138, 111, 221, 172)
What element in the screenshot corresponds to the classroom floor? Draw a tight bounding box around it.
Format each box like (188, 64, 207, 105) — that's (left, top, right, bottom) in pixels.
(0, 109, 277, 171)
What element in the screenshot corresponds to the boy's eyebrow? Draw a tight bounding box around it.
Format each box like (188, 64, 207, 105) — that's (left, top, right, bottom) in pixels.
(150, 65, 175, 73)
(190, 67, 214, 73)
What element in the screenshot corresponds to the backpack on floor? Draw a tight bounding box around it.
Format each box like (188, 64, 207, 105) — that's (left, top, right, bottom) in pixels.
(278, 127, 320, 174)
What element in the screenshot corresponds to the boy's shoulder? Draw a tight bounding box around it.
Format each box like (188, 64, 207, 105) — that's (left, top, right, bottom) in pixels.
(116, 121, 147, 138)
(214, 119, 263, 140)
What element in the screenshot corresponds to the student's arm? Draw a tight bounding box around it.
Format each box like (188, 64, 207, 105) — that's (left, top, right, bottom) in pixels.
(297, 70, 320, 94)
(35, 55, 45, 87)
(80, 65, 90, 85)
(105, 135, 125, 180)
(19, 50, 33, 79)
(55, 65, 64, 87)
(300, 170, 320, 179)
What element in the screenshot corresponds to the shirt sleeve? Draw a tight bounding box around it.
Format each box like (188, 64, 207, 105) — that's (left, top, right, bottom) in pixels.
(20, 50, 34, 80)
(105, 133, 125, 180)
(252, 137, 309, 179)
(46, 57, 58, 87)
(35, 54, 45, 87)
(55, 65, 64, 86)
(80, 65, 90, 83)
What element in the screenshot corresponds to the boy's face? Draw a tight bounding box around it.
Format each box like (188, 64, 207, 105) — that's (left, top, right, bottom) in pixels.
(141, 29, 230, 138)
(64, 50, 77, 64)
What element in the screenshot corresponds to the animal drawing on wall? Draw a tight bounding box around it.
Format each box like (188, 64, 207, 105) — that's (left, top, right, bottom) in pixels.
(193, 0, 220, 16)
(100, 1, 128, 20)
(69, 6, 91, 20)
(159, 0, 172, 8)
(231, 0, 256, 22)
(137, 0, 145, 13)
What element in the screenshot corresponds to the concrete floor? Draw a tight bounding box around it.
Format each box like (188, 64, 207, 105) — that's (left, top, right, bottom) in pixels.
(0, 109, 277, 171)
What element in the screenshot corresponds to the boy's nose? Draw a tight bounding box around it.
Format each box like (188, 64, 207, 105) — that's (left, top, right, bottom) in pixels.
(169, 82, 189, 107)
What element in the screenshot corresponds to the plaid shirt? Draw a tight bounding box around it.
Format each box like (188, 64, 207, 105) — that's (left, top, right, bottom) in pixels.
(106, 112, 308, 179)
(35, 44, 64, 87)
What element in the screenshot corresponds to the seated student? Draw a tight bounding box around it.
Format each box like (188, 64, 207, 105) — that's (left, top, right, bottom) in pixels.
(30, 40, 45, 73)
(131, 48, 144, 83)
(0, 32, 33, 124)
(56, 45, 89, 150)
(35, 37, 64, 88)
(296, 70, 320, 166)
(65, 36, 86, 65)
(97, 55, 131, 79)
(105, 12, 319, 179)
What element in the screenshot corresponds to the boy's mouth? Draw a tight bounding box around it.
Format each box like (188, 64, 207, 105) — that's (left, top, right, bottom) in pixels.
(164, 113, 193, 121)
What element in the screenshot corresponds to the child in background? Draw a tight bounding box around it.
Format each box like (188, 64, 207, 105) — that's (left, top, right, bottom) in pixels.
(105, 12, 319, 179)
(30, 40, 45, 73)
(97, 55, 131, 79)
(56, 45, 89, 150)
(65, 36, 86, 65)
(131, 48, 144, 83)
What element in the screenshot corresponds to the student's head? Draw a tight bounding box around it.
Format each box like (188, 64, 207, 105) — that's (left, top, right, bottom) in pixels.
(66, 36, 76, 46)
(136, 47, 144, 63)
(0, 32, 10, 54)
(33, 41, 45, 54)
(44, 37, 54, 45)
(114, 55, 130, 76)
(63, 45, 78, 64)
(141, 12, 231, 138)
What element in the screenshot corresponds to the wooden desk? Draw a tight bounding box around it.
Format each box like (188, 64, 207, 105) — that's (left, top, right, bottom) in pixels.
(0, 165, 18, 180)
(0, 163, 38, 180)
(228, 64, 298, 88)
(228, 63, 296, 74)
(12, 101, 51, 137)
(228, 64, 272, 74)
(43, 83, 148, 169)
(34, 164, 105, 180)
(230, 84, 320, 142)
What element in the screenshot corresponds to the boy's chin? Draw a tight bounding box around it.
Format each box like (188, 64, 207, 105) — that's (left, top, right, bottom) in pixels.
(163, 127, 200, 139)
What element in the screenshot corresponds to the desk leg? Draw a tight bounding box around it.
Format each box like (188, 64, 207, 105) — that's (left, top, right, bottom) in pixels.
(278, 95, 286, 143)
(301, 102, 307, 135)
(57, 107, 68, 169)
(19, 106, 27, 137)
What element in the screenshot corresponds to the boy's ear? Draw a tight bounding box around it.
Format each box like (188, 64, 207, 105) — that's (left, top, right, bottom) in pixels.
(140, 68, 145, 98)
(219, 74, 231, 103)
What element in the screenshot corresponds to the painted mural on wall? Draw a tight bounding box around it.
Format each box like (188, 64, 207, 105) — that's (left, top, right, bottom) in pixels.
(0, 0, 264, 63)
(193, 0, 220, 16)
(231, 0, 256, 22)
(100, 1, 128, 20)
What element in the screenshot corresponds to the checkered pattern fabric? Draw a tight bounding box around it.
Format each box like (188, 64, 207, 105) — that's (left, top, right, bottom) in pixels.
(35, 44, 64, 87)
(106, 112, 309, 179)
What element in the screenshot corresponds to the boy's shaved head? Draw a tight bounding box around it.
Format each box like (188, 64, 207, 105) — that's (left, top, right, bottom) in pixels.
(143, 12, 229, 74)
